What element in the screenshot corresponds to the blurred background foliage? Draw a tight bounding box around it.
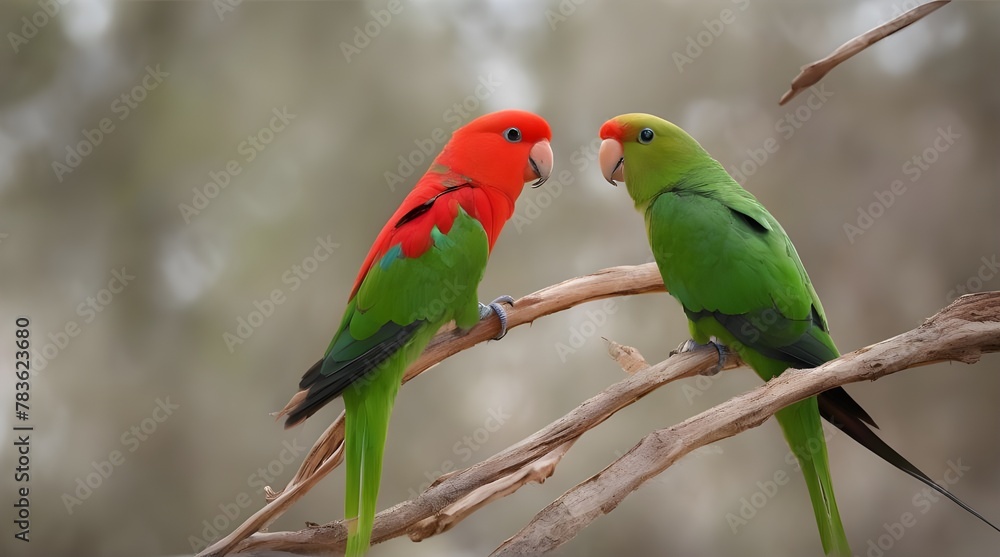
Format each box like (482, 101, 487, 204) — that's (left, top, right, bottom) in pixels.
(1, 0, 999, 556)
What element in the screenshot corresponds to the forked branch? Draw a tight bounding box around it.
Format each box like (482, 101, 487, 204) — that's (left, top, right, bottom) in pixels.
(217, 289, 1000, 556)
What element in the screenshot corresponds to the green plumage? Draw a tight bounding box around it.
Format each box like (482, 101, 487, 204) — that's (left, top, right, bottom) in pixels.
(605, 113, 999, 554)
(311, 208, 490, 556)
(612, 115, 851, 555)
(342, 326, 436, 556)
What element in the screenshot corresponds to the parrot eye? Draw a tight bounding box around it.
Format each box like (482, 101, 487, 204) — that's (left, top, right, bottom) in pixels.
(503, 127, 522, 143)
(638, 128, 655, 144)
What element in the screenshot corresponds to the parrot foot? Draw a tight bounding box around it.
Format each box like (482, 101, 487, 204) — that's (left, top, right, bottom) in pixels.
(478, 295, 515, 340)
(672, 337, 727, 376)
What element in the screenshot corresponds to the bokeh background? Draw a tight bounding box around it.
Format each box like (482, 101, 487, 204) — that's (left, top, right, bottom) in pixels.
(2, 0, 999, 556)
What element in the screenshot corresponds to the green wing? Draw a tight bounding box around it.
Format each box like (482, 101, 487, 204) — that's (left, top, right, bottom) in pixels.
(348, 206, 489, 339)
(284, 207, 489, 426)
(645, 182, 837, 373)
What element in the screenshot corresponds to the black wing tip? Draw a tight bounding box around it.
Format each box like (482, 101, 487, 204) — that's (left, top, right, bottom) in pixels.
(283, 415, 304, 430)
(298, 357, 325, 390)
(281, 321, 424, 429)
(820, 387, 879, 429)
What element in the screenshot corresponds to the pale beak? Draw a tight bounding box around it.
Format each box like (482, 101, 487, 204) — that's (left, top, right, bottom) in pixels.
(599, 138, 624, 186)
(526, 140, 553, 188)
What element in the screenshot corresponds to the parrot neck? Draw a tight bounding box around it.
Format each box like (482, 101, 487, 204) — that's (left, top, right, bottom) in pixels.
(629, 155, 735, 212)
(473, 182, 517, 251)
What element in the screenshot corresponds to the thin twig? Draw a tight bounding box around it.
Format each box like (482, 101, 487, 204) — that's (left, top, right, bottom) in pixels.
(199, 415, 346, 556)
(779, 1, 950, 105)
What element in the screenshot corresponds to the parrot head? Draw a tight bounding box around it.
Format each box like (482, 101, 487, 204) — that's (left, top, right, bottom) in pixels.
(439, 109, 553, 198)
(599, 113, 711, 209)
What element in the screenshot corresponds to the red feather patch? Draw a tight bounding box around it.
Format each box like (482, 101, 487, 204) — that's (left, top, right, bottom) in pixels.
(349, 175, 513, 298)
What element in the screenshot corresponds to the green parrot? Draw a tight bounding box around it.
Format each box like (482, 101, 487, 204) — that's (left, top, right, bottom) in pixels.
(598, 113, 998, 555)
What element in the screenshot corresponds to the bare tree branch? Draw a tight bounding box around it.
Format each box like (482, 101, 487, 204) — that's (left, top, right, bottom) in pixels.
(222, 292, 1000, 556)
(197, 263, 665, 557)
(404, 339, 721, 543)
(224, 343, 733, 555)
(779, 1, 949, 105)
(493, 292, 1000, 555)
(408, 439, 578, 542)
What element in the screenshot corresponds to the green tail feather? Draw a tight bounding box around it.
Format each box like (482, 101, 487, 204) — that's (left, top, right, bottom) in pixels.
(775, 397, 851, 557)
(342, 399, 364, 555)
(341, 326, 437, 557)
(343, 369, 399, 557)
(343, 396, 389, 555)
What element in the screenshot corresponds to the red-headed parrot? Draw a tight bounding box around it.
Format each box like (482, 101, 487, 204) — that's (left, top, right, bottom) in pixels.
(280, 110, 553, 556)
(598, 113, 997, 555)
